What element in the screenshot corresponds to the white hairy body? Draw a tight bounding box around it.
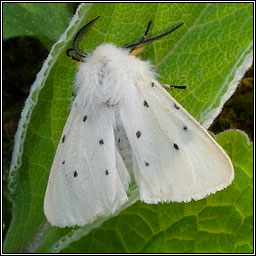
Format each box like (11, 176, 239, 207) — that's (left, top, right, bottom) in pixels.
(44, 43, 234, 227)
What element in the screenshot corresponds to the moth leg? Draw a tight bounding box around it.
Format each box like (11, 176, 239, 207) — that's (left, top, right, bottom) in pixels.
(162, 84, 186, 90)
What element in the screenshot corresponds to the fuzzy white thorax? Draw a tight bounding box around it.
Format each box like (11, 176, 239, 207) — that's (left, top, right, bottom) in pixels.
(75, 43, 155, 108)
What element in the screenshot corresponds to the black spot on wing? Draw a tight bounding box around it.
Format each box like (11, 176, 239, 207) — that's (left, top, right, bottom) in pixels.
(183, 126, 187, 131)
(173, 143, 179, 150)
(62, 135, 66, 143)
(62, 161, 65, 164)
(145, 161, 149, 166)
(136, 131, 141, 138)
(143, 100, 149, 107)
(174, 103, 179, 110)
(83, 115, 87, 122)
(105, 170, 109, 175)
(73, 171, 78, 177)
(151, 82, 155, 87)
(99, 139, 104, 145)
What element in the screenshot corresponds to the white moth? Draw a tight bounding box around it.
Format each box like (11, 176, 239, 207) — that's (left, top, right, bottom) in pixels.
(44, 17, 234, 227)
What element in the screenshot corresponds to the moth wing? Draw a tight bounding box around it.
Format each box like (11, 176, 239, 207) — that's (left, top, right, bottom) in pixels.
(119, 78, 234, 203)
(44, 103, 129, 227)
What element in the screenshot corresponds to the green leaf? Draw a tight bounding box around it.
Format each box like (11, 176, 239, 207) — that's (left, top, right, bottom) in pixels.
(3, 3, 76, 49)
(4, 3, 253, 253)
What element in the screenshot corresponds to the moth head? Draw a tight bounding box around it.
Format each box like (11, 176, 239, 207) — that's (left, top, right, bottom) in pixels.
(66, 17, 184, 62)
